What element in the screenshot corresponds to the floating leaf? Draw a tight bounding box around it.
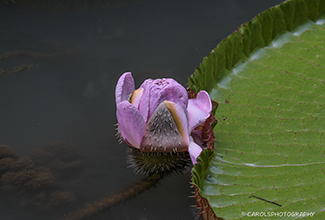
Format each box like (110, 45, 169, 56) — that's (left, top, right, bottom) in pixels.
(190, 0, 325, 219)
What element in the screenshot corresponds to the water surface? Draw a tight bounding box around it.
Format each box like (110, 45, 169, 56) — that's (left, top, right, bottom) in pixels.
(0, 0, 283, 219)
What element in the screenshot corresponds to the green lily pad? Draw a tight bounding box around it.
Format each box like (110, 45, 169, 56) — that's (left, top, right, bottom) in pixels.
(190, 0, 325, 219)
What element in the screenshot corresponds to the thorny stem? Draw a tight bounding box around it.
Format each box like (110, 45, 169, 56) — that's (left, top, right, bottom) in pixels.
(65, 172, 165, 220)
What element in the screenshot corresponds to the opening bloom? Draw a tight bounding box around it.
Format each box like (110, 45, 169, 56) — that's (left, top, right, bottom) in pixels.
(115, 72, 212, 164)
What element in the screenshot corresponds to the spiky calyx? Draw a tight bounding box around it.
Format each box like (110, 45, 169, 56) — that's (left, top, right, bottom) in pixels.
(127, 147, 191, 176)
(66, 173, 163, 220)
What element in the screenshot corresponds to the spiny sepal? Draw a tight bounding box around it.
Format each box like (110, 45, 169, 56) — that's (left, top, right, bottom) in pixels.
(127, 147, 191, 176)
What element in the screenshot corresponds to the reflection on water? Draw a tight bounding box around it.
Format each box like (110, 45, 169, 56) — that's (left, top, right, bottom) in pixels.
(0, 0, 283, 219)
(0, 144, 80, 213)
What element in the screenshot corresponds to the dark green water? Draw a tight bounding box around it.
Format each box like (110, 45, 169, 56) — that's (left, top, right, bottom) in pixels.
(0, 0, 283, 219)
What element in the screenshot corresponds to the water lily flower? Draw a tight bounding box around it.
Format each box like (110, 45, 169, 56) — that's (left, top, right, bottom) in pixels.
(115, 72, 212, 164)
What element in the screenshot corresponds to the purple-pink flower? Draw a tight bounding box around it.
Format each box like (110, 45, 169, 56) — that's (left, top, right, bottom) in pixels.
(115, 72, 212, 164)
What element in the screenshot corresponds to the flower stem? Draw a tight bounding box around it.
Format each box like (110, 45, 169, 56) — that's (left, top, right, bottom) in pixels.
(65, 172, 164, 220)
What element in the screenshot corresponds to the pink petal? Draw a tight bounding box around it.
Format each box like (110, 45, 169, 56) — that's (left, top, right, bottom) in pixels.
(137, 79, 153, 122)
(153, 81, 188, 116)
(116, 101, 146, 148)
(188, 137, 203, 165)
(115, 72, 135, 106)
(187, 90, 212, 132)
(139, 78, 188, 122)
